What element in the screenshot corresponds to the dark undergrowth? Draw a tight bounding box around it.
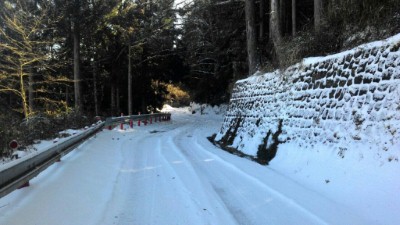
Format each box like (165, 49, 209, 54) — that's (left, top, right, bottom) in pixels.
(0, 111, 97, 158)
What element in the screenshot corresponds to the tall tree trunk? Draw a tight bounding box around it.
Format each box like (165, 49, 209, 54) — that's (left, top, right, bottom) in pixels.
(29, 67, 34, 114)
(141, 98, 146, 114)
(128, 45, 132, 115)
(19, 67, 29, 118)
(92, 61, 99, 116)
(279, 0, 284, 35)
(259, 0, 265, 40)
(292, 0, 296, 36)
(65, 85, 69, 107)
(116, 87, 120, 114)
(73, 0, 82, 112)
(270, 0, 281, 64)
(314, 0, 322, 33)
(245, 0, 258, 75)
(111, 84, 115, 115)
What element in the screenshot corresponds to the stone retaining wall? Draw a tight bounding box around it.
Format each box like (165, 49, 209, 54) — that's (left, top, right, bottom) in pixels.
(215, 34, 400, 159)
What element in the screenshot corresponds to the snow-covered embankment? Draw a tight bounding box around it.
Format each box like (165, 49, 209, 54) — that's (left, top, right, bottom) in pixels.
(214, 34, 400, 224)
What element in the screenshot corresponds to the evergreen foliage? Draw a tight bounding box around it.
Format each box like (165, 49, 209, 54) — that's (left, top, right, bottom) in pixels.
(1, 0, 398, 116)
(0, 0, 399, 150)
(180, 0, 247, 104)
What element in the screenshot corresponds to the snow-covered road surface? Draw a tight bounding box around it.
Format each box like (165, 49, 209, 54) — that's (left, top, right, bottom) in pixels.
(0, 108, 396, 225)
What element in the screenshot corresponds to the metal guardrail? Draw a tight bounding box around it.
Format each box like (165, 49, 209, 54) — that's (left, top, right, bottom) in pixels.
(0, 112, 171, 199)
(0, 122, 105, 199)
(105, 113, 171, 127)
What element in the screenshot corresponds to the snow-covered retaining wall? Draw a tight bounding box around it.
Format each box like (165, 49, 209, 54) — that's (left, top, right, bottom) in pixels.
(215, 34, 400, 163)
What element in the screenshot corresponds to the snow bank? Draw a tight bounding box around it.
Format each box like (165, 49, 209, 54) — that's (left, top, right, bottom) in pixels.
(162, 103, 227, 116)
(216, 33, 400, 166)
(189, 102, 227, 115)
(0, 124, 100, 168)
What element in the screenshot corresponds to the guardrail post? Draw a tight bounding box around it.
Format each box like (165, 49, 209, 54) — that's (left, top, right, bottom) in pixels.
(105, 118, 113, 130)
(120, 113, 124, 130)
(130, 119, 133, 128)
(18, 181, 30, 189)
(138, 119, 141, 126)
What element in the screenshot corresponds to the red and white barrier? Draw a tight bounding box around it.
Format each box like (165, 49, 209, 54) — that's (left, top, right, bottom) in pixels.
(105, 113, 171, 130)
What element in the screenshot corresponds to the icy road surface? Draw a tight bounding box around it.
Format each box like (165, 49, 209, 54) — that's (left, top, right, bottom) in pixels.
(0, 108, 395, 225)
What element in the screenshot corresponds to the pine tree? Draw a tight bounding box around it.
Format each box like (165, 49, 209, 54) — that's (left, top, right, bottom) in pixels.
(245, 0, 258, 75)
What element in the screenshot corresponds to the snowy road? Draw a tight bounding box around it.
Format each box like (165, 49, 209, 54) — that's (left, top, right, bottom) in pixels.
(0, 108, 390, 225)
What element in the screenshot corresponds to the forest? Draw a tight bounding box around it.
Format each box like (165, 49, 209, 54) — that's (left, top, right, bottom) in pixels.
(0, 0, 399, 150)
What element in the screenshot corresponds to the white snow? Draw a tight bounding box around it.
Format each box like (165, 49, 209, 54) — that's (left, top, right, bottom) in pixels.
(210, 33, 400, 225)
(0, 106, 398, 224)
(0, 121, 104, 172)
(0, 127, 89, 170)
(302, 33, 400, 66)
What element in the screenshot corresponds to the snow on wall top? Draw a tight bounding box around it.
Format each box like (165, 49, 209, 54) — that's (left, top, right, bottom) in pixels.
(216, 33, 400, 163)
(302, 33, 400, 66)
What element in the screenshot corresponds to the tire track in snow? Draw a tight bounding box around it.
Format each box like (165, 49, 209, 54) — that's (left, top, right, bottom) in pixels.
(158, 134, 239, 225)
(100, 130, 165, 225)
(169, 121, 331, 225)
(183, 118, 368, 225)
(167, 127, 271, 224)
(141, 130, 239, 225)
(168, 125, 260, 224)
(117, 132, 217, 225)
(194, 141, 329, 225)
